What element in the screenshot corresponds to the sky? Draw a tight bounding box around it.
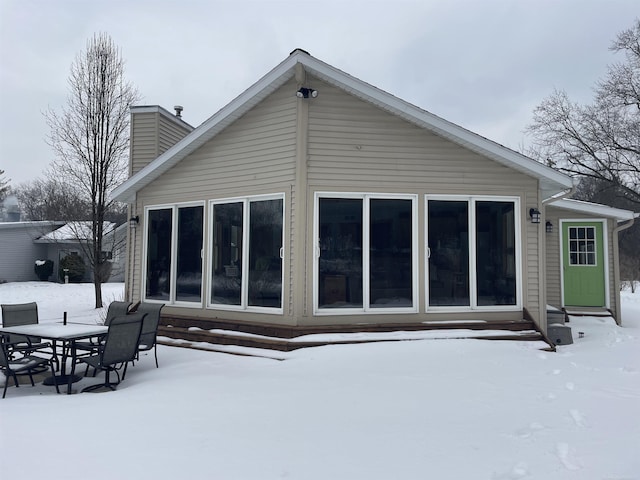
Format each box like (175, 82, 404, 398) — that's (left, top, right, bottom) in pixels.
(0, 0, 637, 187)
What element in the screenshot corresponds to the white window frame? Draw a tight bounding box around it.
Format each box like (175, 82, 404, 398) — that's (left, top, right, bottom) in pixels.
(207, 193, 285, 314)
(425, 195, 522, 312)
(313, 192, 419, 316)
(142, 201, 205, 308)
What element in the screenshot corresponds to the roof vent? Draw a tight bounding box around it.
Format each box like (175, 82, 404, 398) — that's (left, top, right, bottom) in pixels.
(174, 105, 183, 118)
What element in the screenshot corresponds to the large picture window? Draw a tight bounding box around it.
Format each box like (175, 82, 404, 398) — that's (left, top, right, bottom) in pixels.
(209, 195, 284, 311)
(315, 193, 417, 313)
(427, 197, 519, 309)
(144, 204, 204, 304)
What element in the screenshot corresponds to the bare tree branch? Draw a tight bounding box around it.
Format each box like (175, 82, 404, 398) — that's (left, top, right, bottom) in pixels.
(526, 19, 640, 206)
(44, 32, 140, 307)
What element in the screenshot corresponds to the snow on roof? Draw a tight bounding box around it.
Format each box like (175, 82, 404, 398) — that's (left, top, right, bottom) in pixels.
(36, 221, 116, 243)
(112, 49, 573, 203)
(549, 198, 638, 222)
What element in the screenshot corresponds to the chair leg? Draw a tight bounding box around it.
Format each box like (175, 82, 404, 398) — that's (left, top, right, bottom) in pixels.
(50, 362, 60, 394)
(2, 374, 8, 399)
(154, 345, 158, 368)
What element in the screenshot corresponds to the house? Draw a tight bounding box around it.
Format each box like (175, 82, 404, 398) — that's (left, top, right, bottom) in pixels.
(0, 221, 126, 283)
(34, 222, 127, 282)
(112, 49, 636, 337)
(0, 221, 65, 282)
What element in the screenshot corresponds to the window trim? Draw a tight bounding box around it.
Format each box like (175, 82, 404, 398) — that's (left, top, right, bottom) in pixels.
(425, 195, 522, 312)
(313, 192, 419, 316)
(207, 193, 286, 314)
(142, 201, 205, 308)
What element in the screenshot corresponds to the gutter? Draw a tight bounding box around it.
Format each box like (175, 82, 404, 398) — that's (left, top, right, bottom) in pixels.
(542, 186, 575, 207)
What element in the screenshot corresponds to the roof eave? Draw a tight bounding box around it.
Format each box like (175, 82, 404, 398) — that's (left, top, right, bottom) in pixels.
(549, 198, 638, 222)
(112, 50, 573, 202)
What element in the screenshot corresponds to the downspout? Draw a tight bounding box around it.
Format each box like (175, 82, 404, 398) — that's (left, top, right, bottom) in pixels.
(127, 201, 137, 304)
(611, 214, 637, 325)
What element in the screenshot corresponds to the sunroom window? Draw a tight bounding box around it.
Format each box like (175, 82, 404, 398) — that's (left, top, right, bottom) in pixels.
(144, 204, 204, 304)
(209, 195, 284, 311)
(315, 194, 417, 313)
(427, 197, 519, 309)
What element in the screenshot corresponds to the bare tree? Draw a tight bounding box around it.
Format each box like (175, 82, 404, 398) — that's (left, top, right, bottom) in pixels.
(45, 32, 140, 307)
(573, 177, 640, 287)
(527, 19, 640, 206)
(0, 169, 9, 202)
(15, 177, 89, 221)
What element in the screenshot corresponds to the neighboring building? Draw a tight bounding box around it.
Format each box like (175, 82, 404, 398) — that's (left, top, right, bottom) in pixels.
(112, 49, 637, 334)
(35, 222, 126, 282)
(0, 221, 65, 282)
(0, 221, 126, 283)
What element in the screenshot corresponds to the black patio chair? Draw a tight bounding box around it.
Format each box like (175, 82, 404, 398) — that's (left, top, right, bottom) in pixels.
(131, 302, 165, 369)
(1, 302, 55, 363)
(78, 313, 145, 393)
(0, 337, 60, 399)
(75, 300, 133, 355)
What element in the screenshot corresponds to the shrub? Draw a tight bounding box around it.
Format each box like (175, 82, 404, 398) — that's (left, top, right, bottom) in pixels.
(59, 254, 86, 282)
(34, 259, 54, 281)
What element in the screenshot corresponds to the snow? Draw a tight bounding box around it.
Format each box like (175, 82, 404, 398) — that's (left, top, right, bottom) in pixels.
(1, 282, 639, 479)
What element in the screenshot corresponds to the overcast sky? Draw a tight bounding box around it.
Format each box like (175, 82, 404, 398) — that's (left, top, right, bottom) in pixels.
(0, 0, 637, 187)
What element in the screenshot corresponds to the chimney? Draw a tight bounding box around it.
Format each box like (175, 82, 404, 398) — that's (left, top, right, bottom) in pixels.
(174, 105, 183, 118)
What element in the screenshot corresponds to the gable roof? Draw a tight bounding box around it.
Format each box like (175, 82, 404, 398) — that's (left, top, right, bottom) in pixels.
(35, 222, 117, 243)
(549, 198, 639, 223)
(112, 49, 573, 203)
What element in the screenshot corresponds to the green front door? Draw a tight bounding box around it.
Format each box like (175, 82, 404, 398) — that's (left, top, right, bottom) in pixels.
(562, 221, 606, 307)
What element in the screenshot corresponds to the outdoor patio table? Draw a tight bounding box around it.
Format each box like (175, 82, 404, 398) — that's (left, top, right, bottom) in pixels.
(0, 323, 108, 394)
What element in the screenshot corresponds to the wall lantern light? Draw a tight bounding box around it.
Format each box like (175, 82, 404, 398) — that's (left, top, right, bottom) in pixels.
(546, 221, 553, 233)
(529, 208, 541, 224)
(296, 87, 318, 98)
(129, 215, 139, 228)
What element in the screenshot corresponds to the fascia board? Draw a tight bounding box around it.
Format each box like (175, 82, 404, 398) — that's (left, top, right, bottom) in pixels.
(550, 198, 638, 222)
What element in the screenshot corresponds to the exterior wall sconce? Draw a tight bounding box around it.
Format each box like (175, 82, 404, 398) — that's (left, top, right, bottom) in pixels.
(529, 208, 541, 224)
(546, 221, 553, 233)
(296, 87, 318, 98)
(129, 215, 139, 228)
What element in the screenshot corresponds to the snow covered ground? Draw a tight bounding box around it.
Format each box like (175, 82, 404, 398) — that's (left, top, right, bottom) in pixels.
(1, 282, 638, 479)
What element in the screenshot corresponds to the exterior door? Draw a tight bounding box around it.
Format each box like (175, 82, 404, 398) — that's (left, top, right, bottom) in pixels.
(562, 221, 606, 307)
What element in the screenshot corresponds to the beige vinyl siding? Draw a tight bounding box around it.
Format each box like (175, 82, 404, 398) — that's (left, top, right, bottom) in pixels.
(129, 80, 298, 307)
(545, 207, 563, 309)
(129, 109, 192, 175)
(158, 115, 191, 155)
(138, 85, 297, 205)
(305, 81, 541, 324)
(130, 112, 159, 175)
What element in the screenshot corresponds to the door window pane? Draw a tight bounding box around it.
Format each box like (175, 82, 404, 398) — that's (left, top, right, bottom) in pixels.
(476, 201, 516, 306)
(176, 206, 203, 302)
(211, 203, 243, 305)
(369, 199, 413, 308)
(428, 201, 469, 306)
(568, 226, 596, 266)
(146, 209, 172, 301)
(248, 199, 283, 308)
(318, 198, 363, 308)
